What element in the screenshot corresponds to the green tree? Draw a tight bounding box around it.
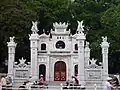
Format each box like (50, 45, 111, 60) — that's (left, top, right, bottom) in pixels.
(37, 0, 120, 73)
(70, 1, 120, 72)
(37, 0, 73, 35)
(0, 0, 39, 72)
(70, 0, 108, 61)
(0, 0, 119, 73)
(101, 3, 120, 73)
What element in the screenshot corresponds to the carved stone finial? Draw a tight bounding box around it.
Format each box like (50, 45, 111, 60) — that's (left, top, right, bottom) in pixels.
(102, 36, 107, 42)
(19, 57, 26, 65)
(99, 62, 102, 66)
(86, 42, 89, 47)
(90, 58, 97, 65)
(10, 36, 15, 42)
(43, 29, 45, 33)
(31, 21, 39, 34)
(77, 20, 84, 33)
(101, 36, 109, 48)
(53, 22, 68, 29)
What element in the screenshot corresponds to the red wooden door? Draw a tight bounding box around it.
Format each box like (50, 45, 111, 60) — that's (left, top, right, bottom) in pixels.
(54, 61, 66, 81)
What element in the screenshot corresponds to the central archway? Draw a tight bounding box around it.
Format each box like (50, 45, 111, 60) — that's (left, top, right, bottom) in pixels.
(54, 61, 66, 81)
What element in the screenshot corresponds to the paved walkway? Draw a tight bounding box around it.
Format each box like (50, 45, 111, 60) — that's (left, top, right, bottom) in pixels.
(45, 81, 66, 86)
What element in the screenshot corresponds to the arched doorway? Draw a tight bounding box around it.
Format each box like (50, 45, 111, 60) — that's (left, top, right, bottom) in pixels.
(54, 61, 66, 81)
(39, 64, 46, 81)
(74, 65, 78, 76)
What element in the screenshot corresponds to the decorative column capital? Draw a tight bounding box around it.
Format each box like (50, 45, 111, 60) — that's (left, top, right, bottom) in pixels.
(29, 34, 39, 48)
(7, 36, 17, 47)
(76, 32, 86, 40)
(29, 33, 39, 40)
(100, 36, 110, 48)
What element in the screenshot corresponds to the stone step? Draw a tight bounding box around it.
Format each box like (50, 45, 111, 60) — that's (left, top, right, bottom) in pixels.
(44, 81, 66, 86)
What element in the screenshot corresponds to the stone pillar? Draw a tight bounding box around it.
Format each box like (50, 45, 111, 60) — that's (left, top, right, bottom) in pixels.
(85, 42, 90, 66)
(76, 31, 86, 85)
(46, 56, 49, 81)
(69, 56, 73, 80)
(7, 36, 17, 78)
(100, 36, 109, 81)
(29, 33, 39, 80)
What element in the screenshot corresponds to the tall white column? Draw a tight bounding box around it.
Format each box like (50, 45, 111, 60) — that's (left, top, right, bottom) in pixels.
(101, 36, 109, 81)
(85, 42, 90, 66)
(7, 36, 17, 78)
(76, 20, 86, 85)
(76, 31, 85, 85)
(69, 56, 73, 80)
(29, 21, 39, 80)
(29, 33, 39, 80)
(46, 56, 49, 81)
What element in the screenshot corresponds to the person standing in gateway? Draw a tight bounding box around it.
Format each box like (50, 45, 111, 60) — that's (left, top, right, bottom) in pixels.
(38, 74, 44, 85)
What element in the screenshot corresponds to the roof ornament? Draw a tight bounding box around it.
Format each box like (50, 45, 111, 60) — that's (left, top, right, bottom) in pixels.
(31, 21, 39, 34)
(10, 36, 15, 42)
(102, 36, 107, 42)
(90, 58, 97, 65)
(77, 20, 84, 33)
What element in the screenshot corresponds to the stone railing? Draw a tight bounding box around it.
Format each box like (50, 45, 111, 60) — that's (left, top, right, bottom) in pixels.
(0, 83, 103, 90)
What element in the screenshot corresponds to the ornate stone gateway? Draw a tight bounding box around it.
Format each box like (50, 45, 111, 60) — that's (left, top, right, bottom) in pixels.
(54, 61, 66, 81)
(7, 21, 110, 86)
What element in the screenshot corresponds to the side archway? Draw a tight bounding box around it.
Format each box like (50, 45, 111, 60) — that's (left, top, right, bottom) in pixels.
(39, 64, 46, 81)
(74, 64, 78, 76)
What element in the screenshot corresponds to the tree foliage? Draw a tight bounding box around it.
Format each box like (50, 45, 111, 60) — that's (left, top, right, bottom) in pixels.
(101, 3, 120, 73)
(0, 0, 120, 73)
(0, 0, 38, 72)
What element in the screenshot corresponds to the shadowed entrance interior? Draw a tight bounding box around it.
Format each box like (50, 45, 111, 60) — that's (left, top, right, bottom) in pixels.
(39, 64, 46, 81)
(54, 61, 66, 81)
(74, 65, 78, 76)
